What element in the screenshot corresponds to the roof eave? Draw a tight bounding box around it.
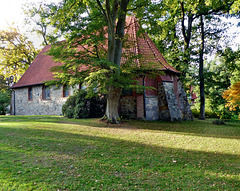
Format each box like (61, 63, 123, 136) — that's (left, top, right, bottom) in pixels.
(10, 83, 44, 89)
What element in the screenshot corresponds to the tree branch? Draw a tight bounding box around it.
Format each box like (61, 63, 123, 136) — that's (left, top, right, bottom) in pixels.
(96, 0, 107, 20)
(180, 2, 187, 41)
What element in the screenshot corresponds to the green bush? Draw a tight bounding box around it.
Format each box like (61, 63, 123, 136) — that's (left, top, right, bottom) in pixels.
(0, 91, 11, 115)
(191, 108, 218, 119)
(62, 90, 105, 119)
(191, 109, 199, 118)
(205, 110, 218, 118)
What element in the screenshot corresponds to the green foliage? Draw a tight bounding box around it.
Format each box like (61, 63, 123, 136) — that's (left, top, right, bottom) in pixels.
(203, 47, 240, 119)
(23, 1, 61, 46)
(190, 108, 199, 118)
(0, 27, 39, 83)
(62, 90, 105, 119)
(218, 47, 240, 84)
(139, 0, 234, 86)
(0, 75, 7, 91)
(0, 91, 11, 115)
(191, 106, 218, 119)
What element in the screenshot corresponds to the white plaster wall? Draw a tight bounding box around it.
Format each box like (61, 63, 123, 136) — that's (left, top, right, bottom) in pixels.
(13, 85, 77, 115)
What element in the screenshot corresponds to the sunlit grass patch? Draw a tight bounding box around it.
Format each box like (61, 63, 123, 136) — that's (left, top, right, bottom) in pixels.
(0, 116, 239, 190)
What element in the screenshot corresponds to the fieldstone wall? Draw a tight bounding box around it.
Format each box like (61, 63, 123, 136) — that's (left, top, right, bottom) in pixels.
(158, 82, 171, 120)
(177, 81, 193, 120)
(119, 77, 193, 121)
(119, 96, 137, 119)
(13, 85, 75, 115)
(12, 80, 193, 121)
(145, 96, 159, 120)
(162, 82, 182, 121)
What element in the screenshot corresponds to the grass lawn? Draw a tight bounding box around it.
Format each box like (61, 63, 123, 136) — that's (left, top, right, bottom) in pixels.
(0, 116, 239, 190)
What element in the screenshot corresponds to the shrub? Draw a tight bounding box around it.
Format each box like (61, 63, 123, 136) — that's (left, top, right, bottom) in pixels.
(191, 109, 199, 118)
(62, 90, 105, 119)
(205, 110, 218, 118)
(0, 91, 11, 115)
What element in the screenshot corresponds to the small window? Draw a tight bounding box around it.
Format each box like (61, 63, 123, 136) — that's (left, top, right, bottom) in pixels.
(63, 85, 69, 97)
(43, 86, 51, 100)
(28, 87, 33, 101)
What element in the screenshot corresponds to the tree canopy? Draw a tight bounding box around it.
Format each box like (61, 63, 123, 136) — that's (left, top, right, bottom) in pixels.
(22, 0, 240, 121)
(0, 27, 39, 84)
(139, 0, 239, 119)
(23, 1, 61, 46)
(43, 0, 151, 123)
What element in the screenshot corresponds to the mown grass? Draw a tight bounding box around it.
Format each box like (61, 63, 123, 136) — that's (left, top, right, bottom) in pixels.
(0, 115, 239, 190)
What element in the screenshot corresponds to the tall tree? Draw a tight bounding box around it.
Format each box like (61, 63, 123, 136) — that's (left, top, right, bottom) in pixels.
(23, 1, 61, 46)
(46, 0, 150, 123)
(0, 27, 39, 84)
(143, 0, 237, 119)
(195, 0, 236, 119)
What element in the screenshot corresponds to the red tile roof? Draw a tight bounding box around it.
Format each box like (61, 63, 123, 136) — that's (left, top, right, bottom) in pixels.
(11, 45, 63, 88)
(123, 16, 179, 73)
(12, 16, 179, 89)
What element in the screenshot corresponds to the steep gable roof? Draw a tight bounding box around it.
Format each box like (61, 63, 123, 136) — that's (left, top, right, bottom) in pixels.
(123, 16, 179, 73)
(12, 16, 179, 89)
(11, 45, 62, 88)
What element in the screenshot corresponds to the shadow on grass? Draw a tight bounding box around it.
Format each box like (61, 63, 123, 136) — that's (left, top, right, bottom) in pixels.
(1, 115, 240, 140)
(125, 119, 240, 140)
(0, 122, 239, 190)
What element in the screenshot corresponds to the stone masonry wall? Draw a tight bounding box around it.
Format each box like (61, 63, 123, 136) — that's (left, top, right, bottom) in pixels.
(177, 81, 193, 120)
(13, 85, 75, 115)
(145, 96, 159, 120)
(119, 96, 137, 119)
(158, 82, 171, 120)
(162, 82, 182, 121)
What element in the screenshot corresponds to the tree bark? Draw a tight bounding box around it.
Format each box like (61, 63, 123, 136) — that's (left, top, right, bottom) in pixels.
(105, 86, 122, 123)
(199, 15, 205, 120)
(180, 2, 193, 79)
(114, 0, 129, 68)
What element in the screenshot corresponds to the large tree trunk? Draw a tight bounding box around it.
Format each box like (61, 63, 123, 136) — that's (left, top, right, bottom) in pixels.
(103, 0, 129, 123)
(105, 86, 122, 123)
(199, 15, 205, 120)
